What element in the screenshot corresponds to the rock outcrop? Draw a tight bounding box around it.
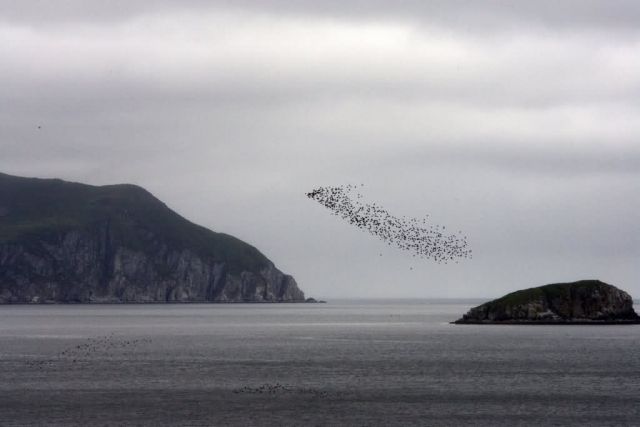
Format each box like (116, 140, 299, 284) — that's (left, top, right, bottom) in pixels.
(454, 280, 640, 324)
(0, 172, 305, 303)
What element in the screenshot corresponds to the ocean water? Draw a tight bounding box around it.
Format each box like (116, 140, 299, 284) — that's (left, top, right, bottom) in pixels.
(0, 300, 639, 426)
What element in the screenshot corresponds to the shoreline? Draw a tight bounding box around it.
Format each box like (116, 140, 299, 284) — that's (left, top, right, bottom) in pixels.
(0, 300, 327, 306)
(451, 320, 640, 325)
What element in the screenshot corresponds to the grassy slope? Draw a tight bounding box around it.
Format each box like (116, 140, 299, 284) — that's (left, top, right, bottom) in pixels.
(483, 280, 607, 311)
(0, 172, 270, 273)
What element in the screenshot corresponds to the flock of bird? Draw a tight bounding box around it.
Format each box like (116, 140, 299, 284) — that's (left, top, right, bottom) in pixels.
(306, 184, 472, 264)
(26, 334, 152, 369)
(233, 383, 329, 398)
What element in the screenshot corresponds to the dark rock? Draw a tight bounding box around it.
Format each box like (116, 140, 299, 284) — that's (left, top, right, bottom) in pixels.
(0, 172, 305, 303)
(454, 280, 640, 324)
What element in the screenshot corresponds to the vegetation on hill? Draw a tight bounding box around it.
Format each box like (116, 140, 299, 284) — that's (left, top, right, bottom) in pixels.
(0, 172, 270, 274)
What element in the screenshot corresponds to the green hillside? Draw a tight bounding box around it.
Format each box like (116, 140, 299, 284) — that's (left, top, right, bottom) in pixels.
(0, 172, 270, 274)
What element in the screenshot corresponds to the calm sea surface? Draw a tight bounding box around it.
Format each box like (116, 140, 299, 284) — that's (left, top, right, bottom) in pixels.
(0, 300, 639, 426)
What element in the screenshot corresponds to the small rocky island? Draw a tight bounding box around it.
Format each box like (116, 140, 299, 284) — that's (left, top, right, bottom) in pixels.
(454, 280, 640, 324)
(0, 172, 307, 304)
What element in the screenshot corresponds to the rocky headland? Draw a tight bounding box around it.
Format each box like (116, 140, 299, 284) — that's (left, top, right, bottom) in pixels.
(454, 280, 640, 324)
(0, 172, 306, 303)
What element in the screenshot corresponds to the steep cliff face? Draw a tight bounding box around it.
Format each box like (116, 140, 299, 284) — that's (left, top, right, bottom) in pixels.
(0, 173, 305, 303)
(454, 280, 639, 324)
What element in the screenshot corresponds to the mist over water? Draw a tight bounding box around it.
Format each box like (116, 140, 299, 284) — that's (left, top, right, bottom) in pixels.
(1, 301, 639, 426)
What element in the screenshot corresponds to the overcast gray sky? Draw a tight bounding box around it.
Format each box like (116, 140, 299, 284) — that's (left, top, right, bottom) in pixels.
(1, 1, 639, 299)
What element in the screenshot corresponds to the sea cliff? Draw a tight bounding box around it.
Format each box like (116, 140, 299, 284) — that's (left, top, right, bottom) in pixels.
(0, 173, 305, 303)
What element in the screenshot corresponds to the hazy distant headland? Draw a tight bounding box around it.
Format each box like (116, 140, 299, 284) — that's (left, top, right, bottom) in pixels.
(0, 172, 307, 304)
(454, 280, 640, 324)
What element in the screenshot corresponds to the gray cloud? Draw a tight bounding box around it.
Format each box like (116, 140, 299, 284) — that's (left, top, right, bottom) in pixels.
(3, 0, 640, 32)
(1, 2, 639, 298)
